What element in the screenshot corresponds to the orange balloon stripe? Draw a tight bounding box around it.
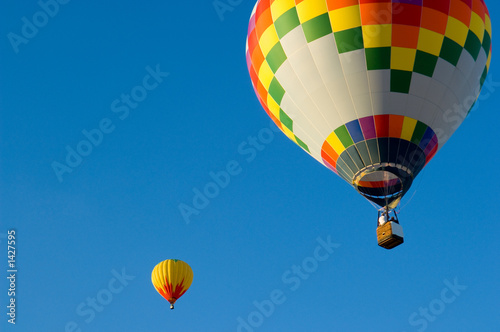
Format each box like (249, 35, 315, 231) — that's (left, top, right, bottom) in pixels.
(321, 142, 339, 169)
(327, 0, 359, 11)
(388, 114, 404, 138)
(392, 24, 420, 49)
(450, 0, 472, 26)
(421, 7, 449, 34)
(360, 2, 393, 26)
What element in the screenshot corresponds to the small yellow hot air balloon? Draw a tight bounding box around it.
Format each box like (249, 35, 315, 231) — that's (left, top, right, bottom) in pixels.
(152, 259, 193, 309)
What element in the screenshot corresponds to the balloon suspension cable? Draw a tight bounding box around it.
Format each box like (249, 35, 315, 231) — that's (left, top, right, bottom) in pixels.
(398, 184, 417, 212)
(368, 200, 381, 211)
(399, 167, 426, 213)
(395, 202, 402, 215)
(378, 204, 389, 213)
(383, 171, 390, 209)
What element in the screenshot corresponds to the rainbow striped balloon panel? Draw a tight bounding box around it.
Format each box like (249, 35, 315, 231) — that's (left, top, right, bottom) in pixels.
(321, 114, 438, 205)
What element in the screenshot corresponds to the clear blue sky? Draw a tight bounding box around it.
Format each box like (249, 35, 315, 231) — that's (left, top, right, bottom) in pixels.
(1, 1, 499, 331)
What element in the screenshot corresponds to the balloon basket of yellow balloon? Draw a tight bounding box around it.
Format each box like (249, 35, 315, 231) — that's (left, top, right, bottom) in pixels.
(377, 222, 404, 249)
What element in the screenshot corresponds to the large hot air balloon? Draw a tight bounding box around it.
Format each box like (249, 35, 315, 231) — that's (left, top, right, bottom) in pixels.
(246, 0, 491, 247)
(152, 259, 193, 309)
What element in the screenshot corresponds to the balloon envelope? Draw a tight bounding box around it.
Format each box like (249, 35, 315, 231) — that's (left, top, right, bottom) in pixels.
(246, 0, 491, 208)
(152, 259, 193, 308)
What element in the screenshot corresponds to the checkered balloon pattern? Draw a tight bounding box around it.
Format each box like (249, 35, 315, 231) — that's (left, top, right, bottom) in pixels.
(246, 0, 491, 207)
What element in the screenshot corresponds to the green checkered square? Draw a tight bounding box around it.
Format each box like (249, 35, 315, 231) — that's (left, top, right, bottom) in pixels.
(365, 47, 391, 70)
(413, 50, 438, 77)
(302, 13, 332, 43)
(266, 42, 287, 73)
(464, 30, 482, 61)
(268, 78, 285, 105)
(295, 136, 310, 152)
(482, 32, 491, 55)
(390, 70, 412, 94)
(274, 7, 301, 39)
(334, 27, 364, 54)
(280, 109, 293, 131)
(440, 37, 463, 66)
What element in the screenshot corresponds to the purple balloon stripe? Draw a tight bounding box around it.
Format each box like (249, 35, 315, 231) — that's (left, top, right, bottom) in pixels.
(248, 13, 256, 36)
(359, 116, 377, 140)
(423, 134, 438, 156)
(393, 0, 423, 5)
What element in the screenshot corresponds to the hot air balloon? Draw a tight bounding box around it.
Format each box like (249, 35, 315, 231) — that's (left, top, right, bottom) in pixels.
(152, 259, 193, 309)
(246, 0, 492, 248)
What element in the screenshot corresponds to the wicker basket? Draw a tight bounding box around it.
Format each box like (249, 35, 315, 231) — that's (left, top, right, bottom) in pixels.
(377, 221, 404, 249)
